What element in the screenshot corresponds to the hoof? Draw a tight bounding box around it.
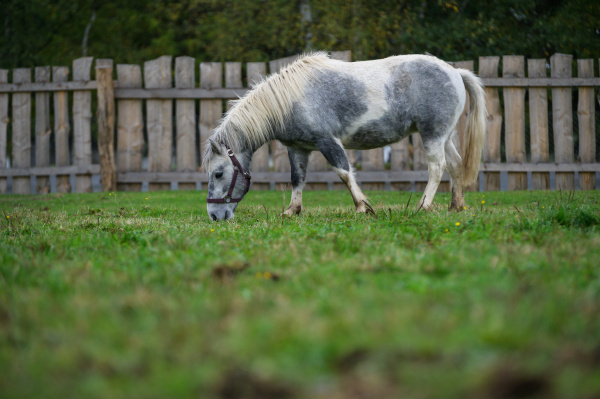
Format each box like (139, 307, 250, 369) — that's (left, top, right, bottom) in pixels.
(449, 204, 466, 212)
(356, 200, 376, 216)
(282, 205, 302, 217)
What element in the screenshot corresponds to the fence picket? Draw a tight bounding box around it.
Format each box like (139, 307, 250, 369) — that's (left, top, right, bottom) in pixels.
(503, 56, 527, 190)
(53, 66, 71, 193)
(0, 70, 7, 193)
(247, 62, 270, 191)
(528, 59, 550, 190)
(34, 66, 51, 194)
(577, 59, 596, 190)
(199, 62, 222, 172)
(145, 56, 173, 191)
(12, 68, 32, 194)
(116, 64, 144, 191)
(479, 56, 502, 191)
(96, 59, 116, 192)
(551, 54, 574, 190)
(73, 57, 94, 193)
(176, 56, 197, 190)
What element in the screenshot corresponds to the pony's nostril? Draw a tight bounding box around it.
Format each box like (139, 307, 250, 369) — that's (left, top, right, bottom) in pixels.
(210, 213, 218, 221)
(224, 210, 231, 220)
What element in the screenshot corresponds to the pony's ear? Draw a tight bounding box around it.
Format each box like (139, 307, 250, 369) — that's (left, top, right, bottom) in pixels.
(209, 138, 222, 155)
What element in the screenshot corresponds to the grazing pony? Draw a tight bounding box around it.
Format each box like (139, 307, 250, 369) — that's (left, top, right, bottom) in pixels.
(203, 52, 486, 221)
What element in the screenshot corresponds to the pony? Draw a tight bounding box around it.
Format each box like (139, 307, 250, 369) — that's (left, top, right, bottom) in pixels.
(203, 52, 486, 221)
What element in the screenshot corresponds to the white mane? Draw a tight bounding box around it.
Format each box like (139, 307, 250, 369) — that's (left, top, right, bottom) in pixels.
(202, 52, 332, 170)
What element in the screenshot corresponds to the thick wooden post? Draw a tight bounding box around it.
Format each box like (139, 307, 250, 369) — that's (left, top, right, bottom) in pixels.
(577, 59, 596, 190)
(479, 57, 502, 191)
(73, 57, 94, 192)
(96, 59, 117, 192)
(12, 68, 32, 194)
(0, 70, 7, 193)
(199, 62, 222, 168)
(145, 56, 173, 191)
(551, 54, 574, 190)
(116, 64, 144, 191)
(503, 56, 527, 190)
(528, 59, 550, 190)
(53, 66, 71, 193)
(176, 56, 197, 190)
(247, 62, 270, 191)
(35, 66, 51, 194)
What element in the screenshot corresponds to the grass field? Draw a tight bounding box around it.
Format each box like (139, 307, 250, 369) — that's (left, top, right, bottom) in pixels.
(1, 188, 600, 399)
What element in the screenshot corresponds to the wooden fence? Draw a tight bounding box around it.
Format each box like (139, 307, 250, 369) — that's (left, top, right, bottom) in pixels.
(0, 51, 599, 195)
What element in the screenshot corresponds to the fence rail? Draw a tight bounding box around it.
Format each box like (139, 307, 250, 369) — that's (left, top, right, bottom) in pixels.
(0, 51, 598, 195)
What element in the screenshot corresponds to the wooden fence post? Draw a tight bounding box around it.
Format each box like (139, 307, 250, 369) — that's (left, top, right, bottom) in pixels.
(479, 56, 502, 191)
(247, 62, 270, 191)
(176, 56, 197, 190)
(0, 70, 7, 193)
(35, 66, 51, 194)
(12, 68, 32, 195)
(145, 56, 173, 191)
(528, 59, 550, 190)
(199, 62, 222, 171)
(53, 66, 71, 193)
(503, 56, 527, 190)
(577, 59, 596, 190)
(73, 57, 94, 192)
(116, 64, 144, 191)
(551, 53, 574, 190)
(96, 59, 117, 192)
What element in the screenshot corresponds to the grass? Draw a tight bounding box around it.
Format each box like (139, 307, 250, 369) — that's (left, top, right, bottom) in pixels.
(1, 188, 600, 399)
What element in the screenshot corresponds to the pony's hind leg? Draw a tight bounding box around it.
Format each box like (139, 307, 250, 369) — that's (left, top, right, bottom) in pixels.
(284, 147, 310, 216)
(417, 138, 446, 211)
(444, 138, 466, 211)
(316, 138, 373, 214)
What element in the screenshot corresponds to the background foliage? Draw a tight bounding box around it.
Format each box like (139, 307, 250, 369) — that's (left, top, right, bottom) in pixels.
(1, 0, 599, 69)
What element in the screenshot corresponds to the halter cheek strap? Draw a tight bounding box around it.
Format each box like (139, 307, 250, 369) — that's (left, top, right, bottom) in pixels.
(206, 145, 251, 204)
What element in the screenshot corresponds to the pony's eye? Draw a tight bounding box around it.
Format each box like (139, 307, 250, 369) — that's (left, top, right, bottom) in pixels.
(214, 172, 223, 179)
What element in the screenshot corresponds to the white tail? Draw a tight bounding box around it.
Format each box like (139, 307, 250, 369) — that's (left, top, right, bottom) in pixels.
(457, 69, 487, 186)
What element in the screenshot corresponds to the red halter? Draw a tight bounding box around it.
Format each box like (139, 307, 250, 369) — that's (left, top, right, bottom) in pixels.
(206, 144, 251, 204)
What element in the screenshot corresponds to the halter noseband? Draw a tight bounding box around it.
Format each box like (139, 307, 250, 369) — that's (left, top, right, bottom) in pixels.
(206, 144, 251, 204)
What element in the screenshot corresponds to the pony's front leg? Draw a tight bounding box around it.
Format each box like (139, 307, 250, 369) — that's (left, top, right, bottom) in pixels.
(316, 138, 373, 215)
(284, 147, 310, 216)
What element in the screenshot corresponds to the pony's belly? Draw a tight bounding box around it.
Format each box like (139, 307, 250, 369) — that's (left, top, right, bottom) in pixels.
(341, 126, 414, 150)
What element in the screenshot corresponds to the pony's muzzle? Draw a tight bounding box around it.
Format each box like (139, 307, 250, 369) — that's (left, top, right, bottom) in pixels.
(208, 207, 234, 221)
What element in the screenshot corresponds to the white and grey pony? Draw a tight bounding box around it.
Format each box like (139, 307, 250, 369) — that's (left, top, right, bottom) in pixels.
(203, 52, 486, 221)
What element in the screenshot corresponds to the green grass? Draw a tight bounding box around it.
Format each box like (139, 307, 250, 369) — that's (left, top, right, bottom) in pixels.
(1, 189, 600, 399)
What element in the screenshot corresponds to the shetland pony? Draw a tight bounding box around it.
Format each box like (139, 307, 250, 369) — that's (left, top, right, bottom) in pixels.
(203, 52, 486, 221)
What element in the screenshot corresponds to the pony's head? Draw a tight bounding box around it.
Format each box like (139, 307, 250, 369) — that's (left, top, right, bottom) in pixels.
(204, 138, 252, 221)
